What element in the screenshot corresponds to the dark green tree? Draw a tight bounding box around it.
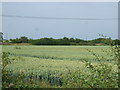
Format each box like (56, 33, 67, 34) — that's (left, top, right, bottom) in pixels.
(0, 32, 3, 42)
(20, 36, 28, 43)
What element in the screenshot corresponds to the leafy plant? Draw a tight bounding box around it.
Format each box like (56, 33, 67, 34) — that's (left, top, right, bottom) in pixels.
(2, 52, 12, 71)
(62, 35, 119, 88)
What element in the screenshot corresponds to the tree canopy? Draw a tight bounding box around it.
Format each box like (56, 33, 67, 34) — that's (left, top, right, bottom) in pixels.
(8, 36, 120, 46)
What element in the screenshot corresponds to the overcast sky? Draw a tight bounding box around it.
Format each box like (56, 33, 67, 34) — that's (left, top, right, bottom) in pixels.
(1, 2, 118, 40)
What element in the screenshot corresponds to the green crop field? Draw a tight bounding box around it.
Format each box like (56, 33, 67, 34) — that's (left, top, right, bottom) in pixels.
(2, 45, 118, 88)
(3, 45, 113, 61)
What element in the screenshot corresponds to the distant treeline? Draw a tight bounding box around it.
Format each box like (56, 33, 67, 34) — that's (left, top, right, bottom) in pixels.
(8, 36, 120, 45)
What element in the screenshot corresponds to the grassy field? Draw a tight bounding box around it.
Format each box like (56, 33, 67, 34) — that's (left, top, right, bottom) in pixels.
(2, 45, 118, 88)
(3, 45, 113, 61)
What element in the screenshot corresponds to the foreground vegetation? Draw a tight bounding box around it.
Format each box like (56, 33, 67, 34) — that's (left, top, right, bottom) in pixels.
(1, 45, 119, 88)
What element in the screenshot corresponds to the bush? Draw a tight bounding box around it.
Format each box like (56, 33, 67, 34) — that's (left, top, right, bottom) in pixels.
(62, 37, 119, 88)
(63, 61, 118, 88)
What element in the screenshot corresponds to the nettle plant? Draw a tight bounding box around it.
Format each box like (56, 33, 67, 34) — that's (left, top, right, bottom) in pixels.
(63, 36, 119, 88)
(2, 52, 12, 72)
(2, 52, 33, 88)
(85, 36, 119, 88)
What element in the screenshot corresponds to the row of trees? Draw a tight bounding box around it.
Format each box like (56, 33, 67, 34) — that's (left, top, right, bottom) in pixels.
(10, 37, 28, 43)
(0, 31, 119, 45)
(9, 36, 120, 45)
